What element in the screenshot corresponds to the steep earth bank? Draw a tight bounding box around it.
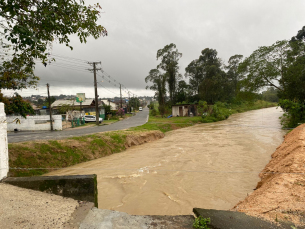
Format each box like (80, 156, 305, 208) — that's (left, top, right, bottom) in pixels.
(233, 124, 305, 226)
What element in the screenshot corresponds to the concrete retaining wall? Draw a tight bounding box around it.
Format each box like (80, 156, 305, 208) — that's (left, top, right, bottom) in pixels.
(3, 174, 98, 207)
(0, 103, 9, 180)
(7, 115, 62, 131)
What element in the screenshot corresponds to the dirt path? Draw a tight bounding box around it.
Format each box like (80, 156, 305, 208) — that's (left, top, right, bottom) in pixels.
(46, 107, 286, 216)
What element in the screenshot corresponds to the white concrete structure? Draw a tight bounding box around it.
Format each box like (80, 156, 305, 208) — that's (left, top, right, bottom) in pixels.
(0, 103, 9, 180)
(7, 115, 62, 131)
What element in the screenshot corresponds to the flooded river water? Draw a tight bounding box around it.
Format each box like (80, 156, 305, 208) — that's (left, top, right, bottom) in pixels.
(46, 107, 287, 215)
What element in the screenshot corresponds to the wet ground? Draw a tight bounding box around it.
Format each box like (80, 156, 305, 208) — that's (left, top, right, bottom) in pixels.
(46, 107, 286, 216)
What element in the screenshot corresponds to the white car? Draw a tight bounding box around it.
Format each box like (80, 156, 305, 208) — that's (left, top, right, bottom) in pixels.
(84, 115, 103, 123)
(139, 107, 143, 111)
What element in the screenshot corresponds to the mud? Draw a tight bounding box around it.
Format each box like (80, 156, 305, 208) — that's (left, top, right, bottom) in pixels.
(46, 107, 286, 216)
(233, 123, 305, 227)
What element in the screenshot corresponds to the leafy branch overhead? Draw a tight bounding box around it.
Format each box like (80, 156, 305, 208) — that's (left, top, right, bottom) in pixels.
(0, 0, 107, 90)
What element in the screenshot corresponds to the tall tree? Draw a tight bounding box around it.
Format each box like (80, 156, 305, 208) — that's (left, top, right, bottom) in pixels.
(145, 69, 167, 117)
(156, 43, 182, 104)
(185, 59, 204, 95)
(225, 54, 243, 96)
(238, 40, 293, 93)
(0, 0, 107, 91)
(197, 48, 229, 103)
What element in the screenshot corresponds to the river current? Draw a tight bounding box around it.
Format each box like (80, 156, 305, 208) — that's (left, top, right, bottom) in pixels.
(46, 107, 286, 215)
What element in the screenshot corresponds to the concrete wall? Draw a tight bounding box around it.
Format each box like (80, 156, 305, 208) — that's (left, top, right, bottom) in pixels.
(172, 106, 189, 117)
(0, 103, 9, 180)
(3, 174, 98, 207)
(7, 115, 62, 131)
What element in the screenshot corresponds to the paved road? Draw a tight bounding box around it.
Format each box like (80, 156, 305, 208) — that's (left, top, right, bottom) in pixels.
(8, 107, 149, 143)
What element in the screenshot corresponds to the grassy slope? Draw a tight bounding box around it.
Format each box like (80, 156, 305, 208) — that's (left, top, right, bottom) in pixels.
(9, 131, 130, 177)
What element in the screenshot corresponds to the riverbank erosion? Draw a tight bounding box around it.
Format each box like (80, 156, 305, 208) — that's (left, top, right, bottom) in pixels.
(233, 123, 305, 226)
(8, 130, 164, 177)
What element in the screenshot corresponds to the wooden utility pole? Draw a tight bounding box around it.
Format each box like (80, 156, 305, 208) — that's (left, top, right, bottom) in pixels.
(46, 83, 53, 131)
(120, 84, 122, 108)
(128, 91, 130, 113)
(87, 62, 101, 125)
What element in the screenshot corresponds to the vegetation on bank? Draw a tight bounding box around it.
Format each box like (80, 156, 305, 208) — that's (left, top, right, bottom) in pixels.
(8, 131, 143, 177)
(131, 100, 276, 133)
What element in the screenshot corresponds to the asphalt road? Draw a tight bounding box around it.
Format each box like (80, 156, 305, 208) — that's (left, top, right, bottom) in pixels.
(7, 107, 149, 143)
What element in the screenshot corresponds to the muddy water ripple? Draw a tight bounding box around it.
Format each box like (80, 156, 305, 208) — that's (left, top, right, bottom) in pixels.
(46, 107, 286, 215)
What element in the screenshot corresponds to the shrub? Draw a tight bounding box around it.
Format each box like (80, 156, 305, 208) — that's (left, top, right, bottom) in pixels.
(150, 109, 158, 116)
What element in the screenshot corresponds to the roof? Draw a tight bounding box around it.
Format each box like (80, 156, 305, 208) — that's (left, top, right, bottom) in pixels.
(51, 99, 94, 108)
(101, 100, 117, 110)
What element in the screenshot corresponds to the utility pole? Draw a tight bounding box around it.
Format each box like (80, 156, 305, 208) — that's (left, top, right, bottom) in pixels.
(120, 84, 122, 108)
(46, 83, 53, 131)
(87, 62, 101, 125)
(128, 91, 130, 113)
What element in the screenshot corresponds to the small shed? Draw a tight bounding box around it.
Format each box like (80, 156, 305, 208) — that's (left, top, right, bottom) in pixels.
(172, 104, 198, 117)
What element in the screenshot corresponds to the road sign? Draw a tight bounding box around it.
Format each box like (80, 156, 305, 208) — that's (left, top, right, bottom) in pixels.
(76, 93, 85, 103)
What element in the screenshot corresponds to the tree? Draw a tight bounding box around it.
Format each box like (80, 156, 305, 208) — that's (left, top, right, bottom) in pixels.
(145, 69, 167, 117)
(0, 92, 34, 116)
(197, 48, 229, 103)
(129, 97, 140, 111)
(225, 54, 243, 96)
(156, 43, 182, 104)
(0, 0, 107, 91)
(185, 59, 204, 95)
(238, 40, 293, 93)
(176, 80, 191, 103)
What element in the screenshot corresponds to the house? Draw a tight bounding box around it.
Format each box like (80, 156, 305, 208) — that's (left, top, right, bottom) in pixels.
(51, 99, 105, 118)
(101, 100, 118, 110)
(172, 104, 198, 117)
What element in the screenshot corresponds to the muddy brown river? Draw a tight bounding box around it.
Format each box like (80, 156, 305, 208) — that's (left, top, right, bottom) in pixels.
(46, 107, 286, 215)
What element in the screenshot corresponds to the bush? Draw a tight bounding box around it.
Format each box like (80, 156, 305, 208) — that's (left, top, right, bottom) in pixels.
(278, 99, 305, 128)
(150, 109, 158, 116)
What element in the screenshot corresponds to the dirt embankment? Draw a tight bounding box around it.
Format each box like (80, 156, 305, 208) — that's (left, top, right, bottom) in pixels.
(8, 130, 164, 177)
(232, 124, 305, 226)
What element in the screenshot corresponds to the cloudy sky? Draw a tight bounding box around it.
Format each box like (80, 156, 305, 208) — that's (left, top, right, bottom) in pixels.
(3, 0, 305, 99)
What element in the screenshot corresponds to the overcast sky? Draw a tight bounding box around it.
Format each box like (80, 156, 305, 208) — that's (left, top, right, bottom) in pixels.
(3, 0, 305, 99)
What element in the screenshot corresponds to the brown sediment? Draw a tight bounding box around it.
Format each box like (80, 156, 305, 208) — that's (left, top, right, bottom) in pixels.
(232, 124, 305, 226)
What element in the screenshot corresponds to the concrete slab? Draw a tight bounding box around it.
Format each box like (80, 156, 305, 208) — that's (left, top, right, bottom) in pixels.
(80, 208, 195, 229)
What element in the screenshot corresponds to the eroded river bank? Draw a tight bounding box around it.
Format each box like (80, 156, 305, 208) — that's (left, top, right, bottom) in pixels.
(46, 107, 287, 215)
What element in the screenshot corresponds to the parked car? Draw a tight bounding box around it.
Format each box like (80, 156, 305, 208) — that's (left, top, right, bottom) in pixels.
(84, 115, 103, 123)
(139, 107, 143, 111)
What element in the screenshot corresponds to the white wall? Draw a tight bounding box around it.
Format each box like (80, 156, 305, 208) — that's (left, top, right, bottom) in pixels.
(0, 103, 8, 180)
(7, 115, 62, 131)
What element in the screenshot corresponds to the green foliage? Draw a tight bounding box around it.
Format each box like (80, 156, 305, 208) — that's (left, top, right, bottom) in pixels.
(202, 100, 276, 123)
(145, 69, 167, 116)
(197, 48, 233, 103)
(193, 216, 211, 229)
(150, 109, 158, 116)
(278, 99, 305, 128)
(197, 100, 208, 115)
(103, 104, 112, 115)
(129, 97, 140, 110)
(0, 92, 34, 117)
(157, 43, 182, 103)
(261, 87, 279, 102)
(0, 0, 107, 91)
